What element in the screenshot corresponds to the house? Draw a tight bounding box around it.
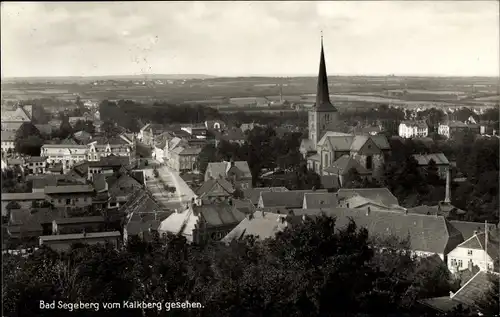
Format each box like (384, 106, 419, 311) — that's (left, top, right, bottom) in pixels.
(158, 202, 246, 244)
(222, 211, 296, 243)
(87, 156, 128, 180)
(106, 172, 144, 209)
(322, 155, 372, 187)
(119, 188, 170, 221)
(447, 229, 499, 273)
(44, 184, 94, 209)
(180, 124, 208, 139)
(1, 131, 16, 154)
(1, 122, 24, 133)
(1, 105, 32, 126)
(137, 123, 165, 147)
(243, 187, 289, 206)
(204, 120, 226, 131)
(398, 121, 429, 138)
(438, 121, 481, 139)
(419, 271, 500, 314)
(1, 192, 46, 217)
(87, 136, 132, 162)
(336, 188, 400, 207)
(196, 178, 235, 204)
(39, 231, 121, 252)
(7, 208, 66, 237)
(258, 189, 327, 209)
(52, 216, 106, 235)
(214, 128, 246, 146)
(123, 212, 160, 244)
(205, 160, 253, 190)
(24, 157, 47, 175)
(299, 40, 391, 180)
(168, 144, 202, 172)
(41, 144, 88, 171)
(412, 153, 450, 179)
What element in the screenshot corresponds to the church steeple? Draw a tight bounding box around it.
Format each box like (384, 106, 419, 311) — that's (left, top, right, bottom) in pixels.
(315, 33, 337, 112)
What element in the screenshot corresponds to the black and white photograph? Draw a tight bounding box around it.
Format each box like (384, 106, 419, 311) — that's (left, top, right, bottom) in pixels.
(1, 1, 499, 316)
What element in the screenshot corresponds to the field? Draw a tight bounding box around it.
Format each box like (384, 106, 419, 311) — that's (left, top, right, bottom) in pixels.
(1, 75, 498, 111)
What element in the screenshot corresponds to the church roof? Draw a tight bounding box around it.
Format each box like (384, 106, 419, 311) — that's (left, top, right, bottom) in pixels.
(314, 37, 337, 113)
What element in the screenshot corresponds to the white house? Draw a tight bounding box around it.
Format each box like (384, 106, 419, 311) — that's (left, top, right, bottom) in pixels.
(398, 121, 429, 138)
(1, 131, 16, 154)
(447, 229, 498, 273)
(41, 144, 88, 171)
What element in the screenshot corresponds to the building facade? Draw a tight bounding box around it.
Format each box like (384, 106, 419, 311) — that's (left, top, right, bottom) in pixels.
(398, 121, 429, 138)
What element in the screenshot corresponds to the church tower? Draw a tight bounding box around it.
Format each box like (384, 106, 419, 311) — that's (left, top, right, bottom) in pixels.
(308, 34, 338, 150)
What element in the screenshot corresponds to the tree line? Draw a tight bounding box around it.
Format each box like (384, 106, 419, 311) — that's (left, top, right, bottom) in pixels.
(5, 216, 498, 317)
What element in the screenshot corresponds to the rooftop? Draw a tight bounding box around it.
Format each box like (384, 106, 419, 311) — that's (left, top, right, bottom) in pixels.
(44, 184, 94, 194)
(54, 216, 105, 225)
(39, 231, 121, 242)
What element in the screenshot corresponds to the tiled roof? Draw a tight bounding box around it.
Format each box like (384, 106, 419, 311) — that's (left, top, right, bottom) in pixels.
(88, 156, 128, 168)
(196, 178, 235, 197)
(179, 146, 202, 156)
(54, 216, 105, 225)
(197, 204, 246, 227)
(303, 192, 340, 209)
(108, 174, 143, 198)
(323, 155, 370, 175)
(42, 144, 87, 149)
(126, 219, 161, 238)
(1, 122, 23, 131)
(319, 134, 391, 152)
(451, 271, 499, 308)
(44, 184, 94, 194)
(418, 297, 461, 313)
(259, 190, 327, 208)
(222, 211, 291, 242)
(92, 174, 107, 192)
(40, 231, 121, 242)
(337, 188, 399, 207)
(412, 153, 450, 166)
(206, 161, 252, 179)
(120, 189, 165, 216)
(9, 208, 62, 226)
(1, 192, 46, 201)
(243, 187, 289, 205)
(25, 156, 46, 163)
(304, 207, 464, 255)
(449, 220, 498, 240)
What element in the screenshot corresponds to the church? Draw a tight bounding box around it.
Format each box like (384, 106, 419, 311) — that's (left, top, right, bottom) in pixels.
(299, 37, 391, 184)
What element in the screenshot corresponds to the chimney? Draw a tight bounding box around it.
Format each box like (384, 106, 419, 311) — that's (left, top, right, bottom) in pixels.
(449, 291, 454, 299)
(278, 216, 286, 224)
(82, 229, 86, 237)
(247, 213, 254, 220)
(473, 230, 478, 236)
(288, 210, 295, 216)
(366, 206, 371, 216)
(346, 203, 350, 209)
(302, 214, 307, 223)
(468, 260, 473, 271)
(261, 210, 265, 217)
(444, 168, 451, 204)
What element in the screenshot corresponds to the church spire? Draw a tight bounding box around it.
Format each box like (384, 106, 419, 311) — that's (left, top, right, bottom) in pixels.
(315, 32, 337, 112)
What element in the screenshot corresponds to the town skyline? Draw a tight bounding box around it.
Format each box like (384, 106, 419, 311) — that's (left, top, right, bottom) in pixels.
(1, 1, 499, 78)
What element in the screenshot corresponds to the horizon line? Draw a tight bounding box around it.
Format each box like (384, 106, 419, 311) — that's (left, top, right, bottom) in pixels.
(2, 73, 499, 79)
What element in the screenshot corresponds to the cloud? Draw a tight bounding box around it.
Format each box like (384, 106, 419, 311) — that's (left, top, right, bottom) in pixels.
(1, 1, 498, 77)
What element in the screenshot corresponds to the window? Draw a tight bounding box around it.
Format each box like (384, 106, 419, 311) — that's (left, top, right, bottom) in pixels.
(467, 250, 473, 256)
(366, 155, 373, 170)
(66, 199, 71, 205)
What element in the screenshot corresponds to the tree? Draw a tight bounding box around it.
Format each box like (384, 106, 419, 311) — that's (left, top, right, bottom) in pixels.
(475, 273, 500, 316)
(196, 144, 217, 175)
(57, 118, 73, 140)
(343, 168, 364, 188)
(425, 159, 440, 186)
(14, 123, 44, 156)
(73, 120, 95, 135)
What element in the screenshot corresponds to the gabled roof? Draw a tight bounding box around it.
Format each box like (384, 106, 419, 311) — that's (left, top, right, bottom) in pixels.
(206, 161, 252, 179)
(450, 220, 498, 240)
(337, 188, 399, 207)
(259, 190, 327, 208)
(303, 192, 340, 209)
(92, 174, 108, 192)
(40, 231, 121, 242)
(299, 207, 464, 255)
(456, 231, 500, 260)
(323, 155, 370, 175)
(44, 184, 94, 194)
(412, 153, 450, 166)
(222, 211, 292, 242)
(196, 178, 235, 197)
(107, 173, 143, 198)
(451, 271, 499, 308)
(243, 187, 289, 205)
(400, 120, 428, 129)
(54, 216, 105, 225)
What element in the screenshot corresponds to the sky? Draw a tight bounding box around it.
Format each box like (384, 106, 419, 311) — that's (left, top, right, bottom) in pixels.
(1, 1, 499, 78)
